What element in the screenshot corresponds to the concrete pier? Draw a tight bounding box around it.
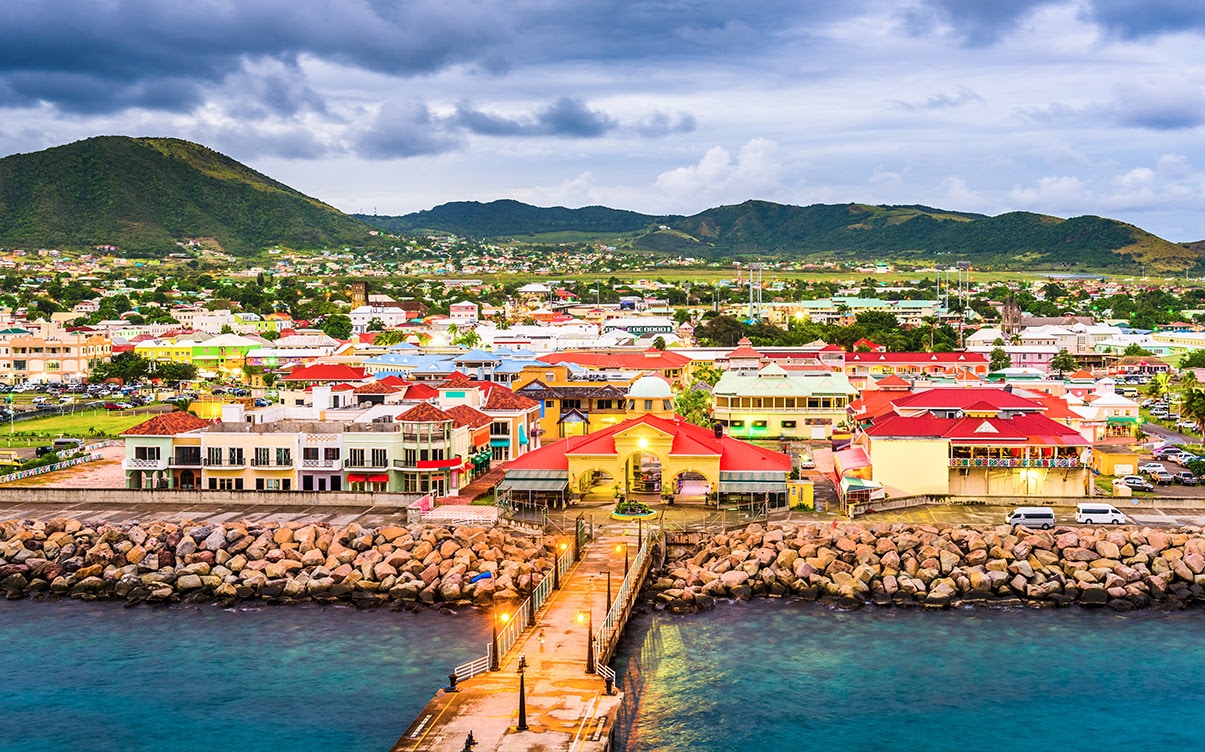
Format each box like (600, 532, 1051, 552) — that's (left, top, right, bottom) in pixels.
(392, 527, 642, 752)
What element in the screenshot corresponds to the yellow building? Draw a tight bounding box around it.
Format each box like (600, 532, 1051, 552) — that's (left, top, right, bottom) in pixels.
(513, 363, 639, 439)
(500, 377, 791, 508)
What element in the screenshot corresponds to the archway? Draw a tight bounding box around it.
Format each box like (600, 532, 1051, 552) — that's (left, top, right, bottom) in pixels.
(670, 470, 710, 504)
(624, 450, 663, 497)
(577, 467, 618, 501)
(179, 469, 196, 490)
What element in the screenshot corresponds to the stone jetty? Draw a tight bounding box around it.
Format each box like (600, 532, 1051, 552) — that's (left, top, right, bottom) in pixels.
(0, 518, 551, 607)
(653, 522, 1205, 611)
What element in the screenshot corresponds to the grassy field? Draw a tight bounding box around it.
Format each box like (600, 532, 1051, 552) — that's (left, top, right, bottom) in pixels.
(0, 408, 150, 440)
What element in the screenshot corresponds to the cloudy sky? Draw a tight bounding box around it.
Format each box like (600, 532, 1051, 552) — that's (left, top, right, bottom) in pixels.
(3, 0, 1205, 240)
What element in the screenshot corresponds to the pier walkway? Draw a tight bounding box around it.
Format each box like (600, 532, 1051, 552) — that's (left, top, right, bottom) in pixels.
(392, 519, 656, 752)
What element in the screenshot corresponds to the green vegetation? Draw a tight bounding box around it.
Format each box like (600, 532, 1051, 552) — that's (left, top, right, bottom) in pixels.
(5, 409, 150, 439)
(364, 199, 1204, 272)
(0, 136, 375, 254)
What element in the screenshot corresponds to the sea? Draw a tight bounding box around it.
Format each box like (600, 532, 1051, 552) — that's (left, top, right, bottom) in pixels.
(4, 599, 1205, 752)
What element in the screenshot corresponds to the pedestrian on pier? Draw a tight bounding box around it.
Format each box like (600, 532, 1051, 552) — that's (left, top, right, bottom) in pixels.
(538, 628, 546, 653)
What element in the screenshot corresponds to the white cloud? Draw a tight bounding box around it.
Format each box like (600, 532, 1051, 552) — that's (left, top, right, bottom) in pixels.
(652, 138, 783, 211)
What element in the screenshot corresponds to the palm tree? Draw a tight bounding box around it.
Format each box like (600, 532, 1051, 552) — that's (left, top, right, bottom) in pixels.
(1181, 389, 1205, 449)
(1145, 372, 1172, 402)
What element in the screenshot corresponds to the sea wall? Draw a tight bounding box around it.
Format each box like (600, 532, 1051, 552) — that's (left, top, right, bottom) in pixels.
(653, 522, 1205, 611)
(0, 518, 550, 607)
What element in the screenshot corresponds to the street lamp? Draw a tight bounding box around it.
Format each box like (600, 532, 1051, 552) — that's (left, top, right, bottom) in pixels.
(517, 671, 529, 731)
(490, 606, 510, 671)
(616, 542, 629, 577)
(606, 571, 612, 612)
(554, 540, 568, 590)
(577, 608, 595, 674)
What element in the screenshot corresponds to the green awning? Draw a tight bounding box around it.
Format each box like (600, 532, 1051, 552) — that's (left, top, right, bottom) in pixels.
(490, 438, 511, 446)
(1107, 416, 1139, 424)
(498, 478, 568, 492)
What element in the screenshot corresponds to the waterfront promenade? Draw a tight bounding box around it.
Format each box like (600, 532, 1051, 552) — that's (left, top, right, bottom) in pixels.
(392, 525, 638, 752)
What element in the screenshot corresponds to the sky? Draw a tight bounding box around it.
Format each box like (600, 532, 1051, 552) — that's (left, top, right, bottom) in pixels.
(3, 1, 1205, 241)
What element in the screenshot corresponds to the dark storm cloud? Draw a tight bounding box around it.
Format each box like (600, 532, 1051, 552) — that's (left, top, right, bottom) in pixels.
(1084, 0, 1205, 38)
(0, 1, 845, 115)
(452, 98, 642, 138)
(354, 102, 463, 159)
(901, 0, 1052, 45)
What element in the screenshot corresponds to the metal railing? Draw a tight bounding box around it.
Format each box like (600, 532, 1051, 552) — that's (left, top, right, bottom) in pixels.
(452, 542, 577, 683)
(301, 458, 337, 468)
(592, 526, 657, 673)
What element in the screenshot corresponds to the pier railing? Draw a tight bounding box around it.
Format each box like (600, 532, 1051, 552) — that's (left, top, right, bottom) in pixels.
(453, 539, 578, 683)
(592, 525, 658, 675)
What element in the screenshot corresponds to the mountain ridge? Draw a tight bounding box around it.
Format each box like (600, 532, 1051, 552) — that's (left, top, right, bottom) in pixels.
(358, 199, 1200, 271)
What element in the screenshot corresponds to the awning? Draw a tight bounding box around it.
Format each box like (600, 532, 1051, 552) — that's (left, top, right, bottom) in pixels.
(1107, 416, 1139, 424)
(498, 478, 568, 492)
(499, 469, 569, 492)
(347, 474, 367, 482)
(718, 470, 787, 494)
(368, 474, 389, 483)
(417, 458, 461, 469)
(490, 438, 510, 447)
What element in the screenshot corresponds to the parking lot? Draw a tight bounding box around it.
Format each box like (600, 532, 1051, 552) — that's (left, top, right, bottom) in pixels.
(863, 502, 1205, 528)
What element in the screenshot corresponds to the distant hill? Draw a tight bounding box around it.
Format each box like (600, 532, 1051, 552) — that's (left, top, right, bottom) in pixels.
(0, 136, 372, 254)
(363, 199, 1201, 271)
(357, 199, 669, 237)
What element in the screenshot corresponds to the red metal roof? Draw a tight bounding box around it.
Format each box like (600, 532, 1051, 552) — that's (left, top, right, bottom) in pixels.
(864, 412, 1087, 446)
(538, 349, 691, 369)
(890, 387, 1042, 412)
(122, 412, 212, 436)
(847, 352, 988, 364)
(281, 364, 368, 382)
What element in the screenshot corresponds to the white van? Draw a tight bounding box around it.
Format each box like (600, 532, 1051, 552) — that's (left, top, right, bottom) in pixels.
(1075, 503, 1127, 525)
(1006, 507, 1056, 530)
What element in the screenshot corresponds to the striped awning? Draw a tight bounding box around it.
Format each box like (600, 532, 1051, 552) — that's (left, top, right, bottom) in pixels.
(499, 468, 569, 493)
(718, 470, 787, 494)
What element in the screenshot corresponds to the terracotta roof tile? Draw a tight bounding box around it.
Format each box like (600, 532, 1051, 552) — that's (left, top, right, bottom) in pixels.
(445, 404, 493, 429)
(483, 387, 540, 411)
(395, 402, 454, 423)
(122, 412, 212, 436)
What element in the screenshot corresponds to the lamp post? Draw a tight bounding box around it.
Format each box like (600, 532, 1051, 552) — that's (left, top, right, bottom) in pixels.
(606, 571, 612, 612)
(517, 671, 528, 731)
(554, 540, 568, 590)
(617, 542, 629, 577)
(490, 606, 509, 671)
(577, 608, 595, 674)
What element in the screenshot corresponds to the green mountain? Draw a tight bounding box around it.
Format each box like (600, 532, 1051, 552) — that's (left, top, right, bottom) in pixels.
(358, 199, 666, 237)
(362, 199, 1200, 271)
(0, 136, 372, 254)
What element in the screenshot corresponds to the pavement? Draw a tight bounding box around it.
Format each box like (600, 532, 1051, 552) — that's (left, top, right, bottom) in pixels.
(391, 524, 636, 752)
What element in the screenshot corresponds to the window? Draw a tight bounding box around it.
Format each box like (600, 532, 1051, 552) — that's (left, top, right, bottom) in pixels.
(782, 421, 796, 428)
(303, 447, 319, 461)
(491, 421, 510, 436)
(134, 446, 161, 461)
(730, 421, 744, 428)
(13, 360, 25, 371)
(324, 447, 340, 461)
(371, 448, 387, 467)
(228, 448, 244, 466)
(206, 447, 223, 466)
(596, 399, 613, 410)
(215, 477, 243, 490)
(46, 361, 60, 371)
(644, 400, 653, 411)
(348, 448, 365, 467)
(276, 448, 292, 466)
(404, 448, 417, 466)
(753, 420, 767, 428)
(254, 447, 270, 466)
(562, 399, 582, 410)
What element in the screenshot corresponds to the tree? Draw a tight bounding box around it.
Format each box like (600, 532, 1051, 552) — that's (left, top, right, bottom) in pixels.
(652, 336, 667, 350)
(673, 387, 711, 428)
(690, 362, 724, 388)
(366, 316, 386, 332)
(321, 314, 352, 340)
(453, 328, 482, 348)
(1145, 372, 1172, 401)
(1181, 350, 1205, 370)
(1049, 349, 1078, 378)
(220, 324, 234, 334)
(1123, 343, 1154, 357)
(989, 347, 1011, 372)
(374, 330, 408, 347)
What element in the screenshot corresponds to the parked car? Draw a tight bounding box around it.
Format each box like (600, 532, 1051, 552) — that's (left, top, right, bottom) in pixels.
(1117, 475, 1155, 492)
(1153, 447, 1182, 460)
(797, 453, 815, 470)
(1139, 462, 1168, 475)
(103, 402, 125, 410)
(1151, 470, 1176, 485)
(1007, 506, 1056, 530)
(1172, 452, 1199, 465)
(253, 398, 270, 407)
(1177, 420, 1200, 432)
(1076, 503, 1127, 525)
(1174, 471, 1199, 485)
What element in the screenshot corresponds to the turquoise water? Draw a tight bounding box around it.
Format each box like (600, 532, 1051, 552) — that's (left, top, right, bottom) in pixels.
(0, 601, 488, 752)
(5, 599, 1205, 752)
(612, 601, 1205, 752)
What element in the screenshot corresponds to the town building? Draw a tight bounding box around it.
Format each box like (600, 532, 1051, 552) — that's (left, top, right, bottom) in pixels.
(712, 364, 858, 440)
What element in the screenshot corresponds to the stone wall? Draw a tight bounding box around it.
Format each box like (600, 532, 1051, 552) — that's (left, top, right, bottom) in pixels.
(652, 521, 1205, 612)
(0, 518, 549, 607)
(0, 488, 415, 508)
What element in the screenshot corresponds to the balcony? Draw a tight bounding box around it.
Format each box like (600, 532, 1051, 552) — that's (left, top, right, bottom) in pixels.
(170, 454, 202, 467)
(302, 458, 338, 469)
(393, 456, 460, 471)
(123, 457, 167, 471)
(345, 458, 389, 470)
(948, 457, 1080, 469)
(205, 457, 247, 468)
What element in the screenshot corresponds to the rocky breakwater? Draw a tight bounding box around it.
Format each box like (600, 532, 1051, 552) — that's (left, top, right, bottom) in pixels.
(653, 522, 1205, 612)
(0, 518, 552, 608)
